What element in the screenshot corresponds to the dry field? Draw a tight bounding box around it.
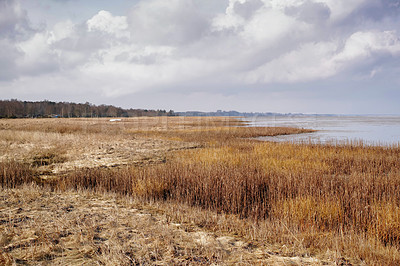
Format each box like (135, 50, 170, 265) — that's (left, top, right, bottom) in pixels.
(1, 116, 400, 265)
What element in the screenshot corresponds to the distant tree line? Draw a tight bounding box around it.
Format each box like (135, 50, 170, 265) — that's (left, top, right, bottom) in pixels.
(0, 99, 175, 118)
(176, 110, 299, 117)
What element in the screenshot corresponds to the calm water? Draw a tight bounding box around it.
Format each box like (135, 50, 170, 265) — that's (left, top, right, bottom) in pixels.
(244, 115, 400, 146)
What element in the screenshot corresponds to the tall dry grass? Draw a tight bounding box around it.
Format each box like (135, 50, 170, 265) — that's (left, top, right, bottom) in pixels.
(52, 141, 400, 240)
(0, 161, 35, 188)
(136, 126, 311, 143)
(50, 140, 400, 263)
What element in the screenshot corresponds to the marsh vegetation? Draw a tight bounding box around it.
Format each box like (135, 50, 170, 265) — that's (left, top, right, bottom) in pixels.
(1, 116, 400, 264)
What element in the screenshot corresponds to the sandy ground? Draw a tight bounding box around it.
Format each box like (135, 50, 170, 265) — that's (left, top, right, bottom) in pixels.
(0, 129, 198, 178)
(0, 185, 327, 265)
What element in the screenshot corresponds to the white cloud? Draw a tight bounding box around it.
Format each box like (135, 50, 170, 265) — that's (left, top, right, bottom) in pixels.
(240, 7, 303, 45)
(48, 20, 75, 43)
(16, 32, 59, 75)
(335, 31, 400, 61)
(87, 10, 129, 38)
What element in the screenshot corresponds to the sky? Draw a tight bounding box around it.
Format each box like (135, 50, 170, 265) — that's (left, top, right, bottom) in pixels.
(1, 0, 400, 114)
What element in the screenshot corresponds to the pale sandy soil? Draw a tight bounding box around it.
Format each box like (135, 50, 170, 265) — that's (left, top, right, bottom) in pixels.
(0, 129, 197, 176)
(0, 117, 206, 177)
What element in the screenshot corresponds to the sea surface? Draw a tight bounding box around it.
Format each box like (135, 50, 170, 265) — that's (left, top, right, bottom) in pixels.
(244, 115, 400, 146)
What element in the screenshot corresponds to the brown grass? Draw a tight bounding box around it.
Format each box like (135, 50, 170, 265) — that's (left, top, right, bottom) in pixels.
(0, 116, 244, 134)
(0, 161, 35, 188)
(1, 116, 400, 264)
(0, 184, 327, 265)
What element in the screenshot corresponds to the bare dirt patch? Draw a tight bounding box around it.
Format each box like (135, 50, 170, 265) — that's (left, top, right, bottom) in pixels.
(0, 130, 197, 176)
(0, 117, 212, 177)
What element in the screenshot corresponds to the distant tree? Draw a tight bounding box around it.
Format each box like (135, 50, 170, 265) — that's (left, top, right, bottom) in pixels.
(0, 100, 176, 119)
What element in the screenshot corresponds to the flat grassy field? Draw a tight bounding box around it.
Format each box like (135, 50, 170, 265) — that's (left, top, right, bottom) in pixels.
(1, 116, 400, 265)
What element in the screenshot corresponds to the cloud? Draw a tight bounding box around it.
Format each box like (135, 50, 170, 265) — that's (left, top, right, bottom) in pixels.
(233, 0, 263, 19)
(285, 1, 331, 24)
(0, 39, 21, 80)
(336, 31, 400, 61)
(0, 0, 33, 40)
(16, 31, 60, 76)
(331, 30, 400, 78)
(334, 0, 400, 22)
(0, 0, 35, 80)
(128, 0, 208, 45)
(243, 29, 400, 84)
(87, 10, 129, 38)
(243, 41, 338, 83)
(1, 0, 400, 113)
(315, 0, 367, 21)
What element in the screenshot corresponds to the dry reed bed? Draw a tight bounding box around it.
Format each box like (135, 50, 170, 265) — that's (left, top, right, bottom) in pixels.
(53, 141, 400, 264)
(4, 143, 400, 263)
(54, 143, 400, 231)
(136, 125, 310, 143)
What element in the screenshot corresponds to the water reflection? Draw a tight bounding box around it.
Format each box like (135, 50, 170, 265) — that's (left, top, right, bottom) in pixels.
(245, 115, 400, 146)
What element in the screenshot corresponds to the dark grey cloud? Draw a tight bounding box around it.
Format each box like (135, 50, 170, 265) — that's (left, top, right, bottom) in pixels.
(0, 39, 21, 80)
(128, 0, 209, 45)
(53, 24, 107, 52)
(285, 1, 331, 24)
(352, 0, 400, 21)
(233, 0, 263, 19)
(0, 0, 36, 80)
(324, 0, 400, 37)
(0, 0, 33, 40)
